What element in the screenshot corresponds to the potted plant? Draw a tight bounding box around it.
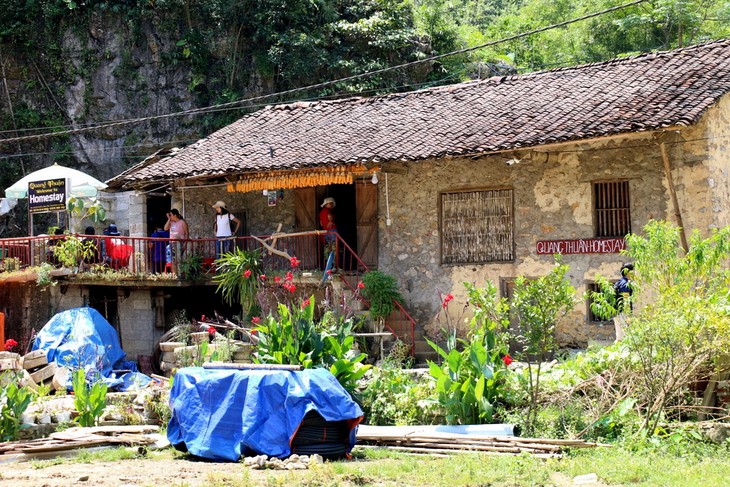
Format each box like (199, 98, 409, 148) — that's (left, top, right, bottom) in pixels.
(52, 235, 97, 272)
(360, 270, 405, 325)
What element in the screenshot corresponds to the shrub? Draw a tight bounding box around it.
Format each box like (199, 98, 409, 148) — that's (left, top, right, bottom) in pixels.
(427, 281, 512, 424)
(0, 371, 33, 441)
(360, 365, 438, 425)
(509, 257, 578, 435)
(592, 221, 730, 436)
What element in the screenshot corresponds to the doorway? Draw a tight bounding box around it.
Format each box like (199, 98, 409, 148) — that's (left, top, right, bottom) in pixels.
(146, 194, 172, 236)
(293, 181, 378, 269)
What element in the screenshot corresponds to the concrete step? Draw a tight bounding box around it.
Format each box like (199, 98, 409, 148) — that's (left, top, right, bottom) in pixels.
(414, 339, 439, 363)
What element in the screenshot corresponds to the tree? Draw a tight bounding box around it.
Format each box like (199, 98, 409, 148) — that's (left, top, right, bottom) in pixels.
(592, 221, 730, 436)
(510, 256, 578, 435)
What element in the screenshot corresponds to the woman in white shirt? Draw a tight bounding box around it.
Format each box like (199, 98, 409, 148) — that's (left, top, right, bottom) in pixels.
(212, 200, 240, 259)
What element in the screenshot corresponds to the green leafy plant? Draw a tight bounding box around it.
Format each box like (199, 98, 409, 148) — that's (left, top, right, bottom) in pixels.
(213, 248, 262, 315)
(591, 221, 730, 436)
(66, 196, 106, 233)
(361, 270, 404, 321)
(53, 235, 96, 269)
(178, 252, 205, 281)
(0, 371, 33, 441)
(71, 368, 108, 427)
(36, 262, 55, 287)
(510, 256, 578, 435)
(427, 281, 512, 424)
(361, 365, 438, 426)
(255, 296, 371, 393)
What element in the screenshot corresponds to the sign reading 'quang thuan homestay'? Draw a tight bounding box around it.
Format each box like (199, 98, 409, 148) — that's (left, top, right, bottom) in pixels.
(28, 178, 68, 214)
(536, 237, 625, 255)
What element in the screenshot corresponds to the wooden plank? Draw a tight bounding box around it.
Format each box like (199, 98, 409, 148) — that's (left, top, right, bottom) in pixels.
(356, 181, 378, 267)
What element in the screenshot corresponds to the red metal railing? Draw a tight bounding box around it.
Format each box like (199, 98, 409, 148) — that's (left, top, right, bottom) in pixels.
(1, 231, 417, 354)
(330, 233, 417, 356)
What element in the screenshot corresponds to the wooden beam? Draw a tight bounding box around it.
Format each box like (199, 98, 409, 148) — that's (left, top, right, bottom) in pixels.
(656, 138, 689, 251)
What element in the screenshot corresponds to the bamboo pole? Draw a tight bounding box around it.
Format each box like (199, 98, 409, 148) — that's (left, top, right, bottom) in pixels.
(202, 363, 302, 371)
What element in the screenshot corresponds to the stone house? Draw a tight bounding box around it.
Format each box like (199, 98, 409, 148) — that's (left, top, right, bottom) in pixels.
(97, 39, 730, 354)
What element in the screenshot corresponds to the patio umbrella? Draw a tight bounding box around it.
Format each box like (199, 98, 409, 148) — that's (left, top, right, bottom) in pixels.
(4, 163, 107, 199)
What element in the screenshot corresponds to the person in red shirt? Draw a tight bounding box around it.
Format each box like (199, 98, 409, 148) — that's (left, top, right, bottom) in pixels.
(319, 197, 336, 232)
(319, 197, 337, 268)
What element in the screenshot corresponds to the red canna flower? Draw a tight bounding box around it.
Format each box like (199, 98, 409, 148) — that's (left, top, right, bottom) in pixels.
(243, 269, 252, 278)
(208, 326, 216, 335)
(357, 281, 365, 289)
(274, 276, 281, 284)
(285, 271, 294, 281)
(259, 274, 266, 281)
(4, 338, 18, 351)
(301, 298, 311, 309)
(290, 256, 300, 268)
(442, 294, 454, 308)
(502, 354, 513, 366)
(251, 316, 261, 325)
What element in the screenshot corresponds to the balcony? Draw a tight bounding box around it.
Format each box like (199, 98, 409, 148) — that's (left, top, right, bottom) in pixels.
(0, 231, 416, 353)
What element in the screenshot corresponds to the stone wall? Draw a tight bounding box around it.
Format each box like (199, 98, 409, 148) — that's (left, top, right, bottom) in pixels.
(117, 289, 161, 360)
(171, 187, 297, 239)
(376, 130, 694, 346)
(696, 95, 730, 230)
(0, 281, 47, 349)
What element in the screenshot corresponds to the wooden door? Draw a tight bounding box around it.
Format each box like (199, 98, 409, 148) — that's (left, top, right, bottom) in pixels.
(356, 181, 378, 268)
(292, 188, 319, 268)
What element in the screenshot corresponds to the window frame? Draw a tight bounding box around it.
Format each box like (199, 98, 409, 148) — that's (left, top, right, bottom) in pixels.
(593, 179, 631, 238)
(439, 187, 515, 265)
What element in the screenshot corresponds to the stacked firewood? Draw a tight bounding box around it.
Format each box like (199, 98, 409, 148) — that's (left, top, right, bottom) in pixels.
(355, 428, 604, 457)
(156, 314, 258, 375)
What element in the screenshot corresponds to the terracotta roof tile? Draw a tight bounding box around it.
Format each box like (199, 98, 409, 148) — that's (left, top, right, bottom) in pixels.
(108, 39, 730, 188)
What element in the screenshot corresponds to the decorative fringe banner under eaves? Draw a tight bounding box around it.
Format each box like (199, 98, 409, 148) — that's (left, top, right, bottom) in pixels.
(226, 165, 368, 193)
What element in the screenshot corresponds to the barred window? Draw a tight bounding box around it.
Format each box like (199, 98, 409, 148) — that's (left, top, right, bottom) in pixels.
(440, 189, 514, 264)
(594, 181, 631, 238)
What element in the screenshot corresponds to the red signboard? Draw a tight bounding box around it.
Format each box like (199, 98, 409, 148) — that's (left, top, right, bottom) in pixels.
(536, 237, 625, 255)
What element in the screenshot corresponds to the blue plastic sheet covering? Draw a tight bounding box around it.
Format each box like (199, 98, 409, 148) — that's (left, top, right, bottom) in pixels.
(167, 367, 364, 461)
(32, 307, 150, 391)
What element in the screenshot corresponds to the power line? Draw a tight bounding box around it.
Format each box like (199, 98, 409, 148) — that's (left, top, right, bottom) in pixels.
(0, 0, 647, 146)
(0, 75, 466, 160)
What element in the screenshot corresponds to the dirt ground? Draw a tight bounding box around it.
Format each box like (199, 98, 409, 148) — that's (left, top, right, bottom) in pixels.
(0, 454, 280, 487)
(0, 451, 611, 487)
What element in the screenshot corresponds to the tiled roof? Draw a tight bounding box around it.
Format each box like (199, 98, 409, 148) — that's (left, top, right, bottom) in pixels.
(108, 39, 730, 188)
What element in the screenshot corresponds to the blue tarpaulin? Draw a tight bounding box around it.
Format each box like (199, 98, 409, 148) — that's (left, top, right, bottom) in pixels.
(167, 367, 364, 461)
(32, 307, 151, 391)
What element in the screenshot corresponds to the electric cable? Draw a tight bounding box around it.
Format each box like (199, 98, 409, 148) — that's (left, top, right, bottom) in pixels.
(0, 0, 648, 146)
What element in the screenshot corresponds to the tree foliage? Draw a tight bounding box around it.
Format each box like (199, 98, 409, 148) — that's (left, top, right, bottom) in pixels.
(592, 221, 730, 436)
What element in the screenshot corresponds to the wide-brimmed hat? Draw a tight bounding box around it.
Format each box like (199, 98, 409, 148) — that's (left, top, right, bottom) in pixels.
(321, 197, 336, 208)
(212, 200, 226, 209)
